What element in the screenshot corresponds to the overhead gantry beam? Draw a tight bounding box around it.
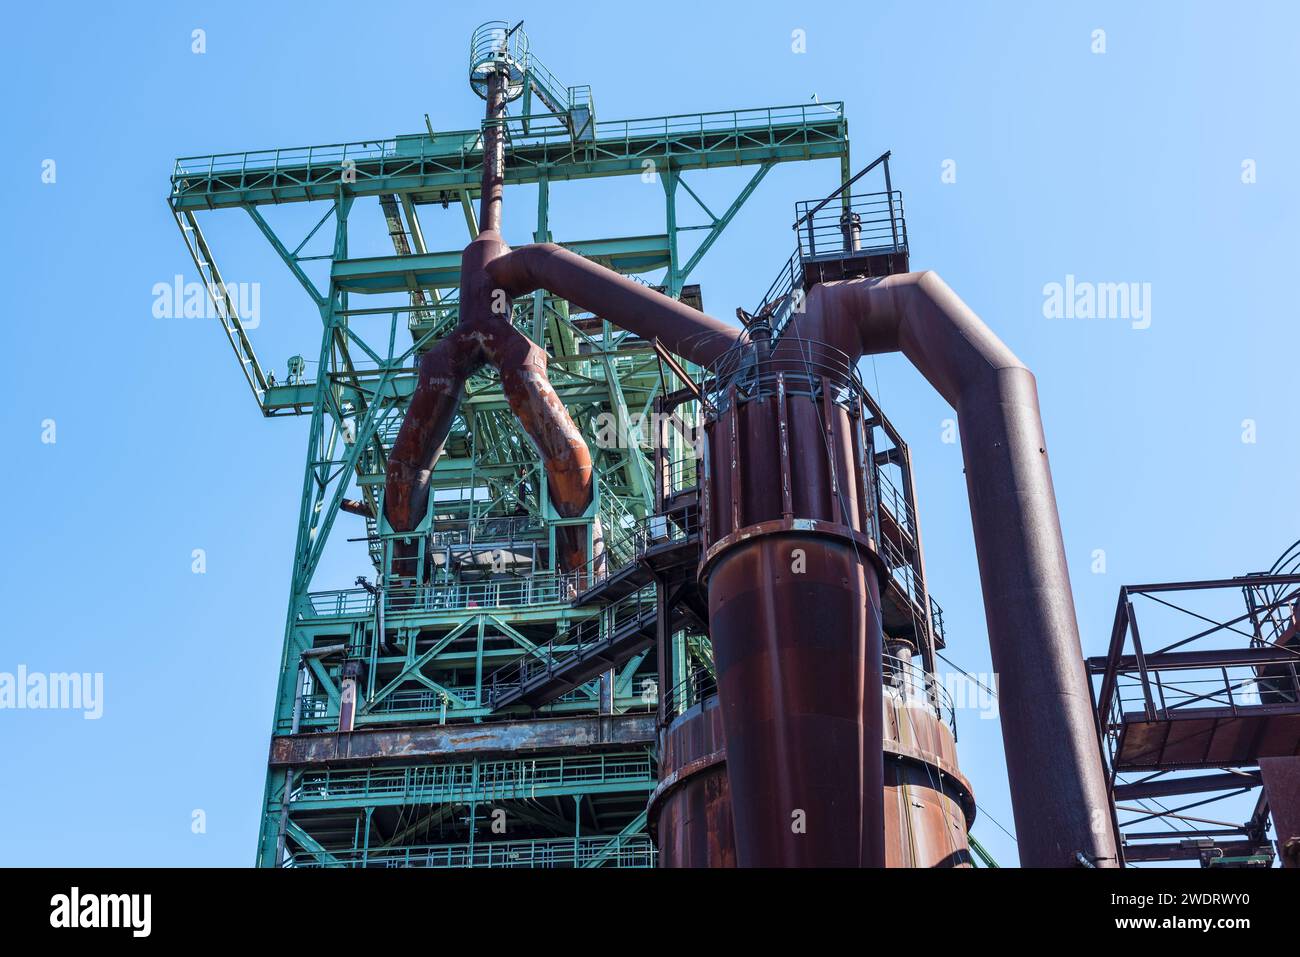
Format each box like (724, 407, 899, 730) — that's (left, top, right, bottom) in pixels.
(170, 103, 848, 211)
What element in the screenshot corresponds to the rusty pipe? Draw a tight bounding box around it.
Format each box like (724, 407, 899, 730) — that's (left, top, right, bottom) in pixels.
(382, 69, 598, 574)
(383, 246, 596, 567)
(384, 330, 482, 535)
(783, 272, 1118, 868)
(486, 243, 745, 367)
(478, 71, 507, 234)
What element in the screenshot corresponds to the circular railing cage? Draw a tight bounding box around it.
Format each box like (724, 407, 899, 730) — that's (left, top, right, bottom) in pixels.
(1252, 537, 1300, 642)
(883, 652, 958, 739)
(701, 337, 866, 419)
(1269, 538, 1300, 577)
(469, 20, 529, 101)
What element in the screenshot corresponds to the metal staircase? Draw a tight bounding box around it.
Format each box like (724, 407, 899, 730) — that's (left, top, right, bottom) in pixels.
(469, 20, 595, 141)
(486, 507, 704, 710)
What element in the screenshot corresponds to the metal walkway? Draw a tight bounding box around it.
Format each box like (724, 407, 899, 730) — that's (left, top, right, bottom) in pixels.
(487, 508, 704, 710)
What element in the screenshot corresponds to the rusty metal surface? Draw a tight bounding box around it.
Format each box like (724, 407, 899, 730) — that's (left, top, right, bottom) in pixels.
(268, 713, 654, 767)
(1115, 712, 1300, 771)
(651, 692, 975, 868)
(694, 352, 889, 866)
(647, 696, 736, 868)
(706, 531, 883, 866)
(383, 69, 596, 574)
(700, 372, 871, 547)
(883, 690, 974, 867)
(884, 761, 972, 868)
(1260, 756, 1300, 867)
(486, 243, 745, 367)
(767, 273, 1117, 868)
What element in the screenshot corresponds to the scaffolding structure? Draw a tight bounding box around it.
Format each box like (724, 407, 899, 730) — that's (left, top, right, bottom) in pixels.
(1087, 543, 1300, 867)
(169, 22, 958, 867)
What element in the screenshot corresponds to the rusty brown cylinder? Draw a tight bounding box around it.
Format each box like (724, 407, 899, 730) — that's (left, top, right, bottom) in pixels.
(882, 682, 975, 867)
(699, 364, 887, 867)
(478, 70, 508, 233)
(655, 685, 975, 868)
(647, 695, 736, 867)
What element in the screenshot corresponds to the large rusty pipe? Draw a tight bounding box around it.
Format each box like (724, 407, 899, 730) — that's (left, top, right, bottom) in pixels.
(382, 69, 597, 574)
(486, 243, 745, 367)
(697, 355, 887, 866)
(478, 72, 507, 234)
(787, 271, 1118, 867)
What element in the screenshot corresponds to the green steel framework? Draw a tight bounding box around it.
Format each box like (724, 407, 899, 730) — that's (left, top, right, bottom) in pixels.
(170, 32, 852, 867)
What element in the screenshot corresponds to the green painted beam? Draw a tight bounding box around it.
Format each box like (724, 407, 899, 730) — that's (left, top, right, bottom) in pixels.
(171, 104, 848, 211)
(330, 235, 671, 293)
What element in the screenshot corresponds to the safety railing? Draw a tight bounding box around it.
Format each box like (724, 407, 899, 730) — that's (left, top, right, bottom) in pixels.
(293, 752, 654, 805)
(298, 694, 331, 721)
(884, 652, 958, 738)
(660, 454, 700, 499)
(524, 54, 573, 113)
(660, 667, 719, 724)
(1243, 558, 1300, 649)
(659, 653, 957, 736)
(486, 586, 660, 705)
(287, 833, 656, 869)
(753, 152, 905, 340)
(929, 595, 946, 647)
(304, 573, 575, 619)
(367, 686, 483, 713)
(794, 190, 907, 262)
(1111, 661, 1300, 720)
(1092, 575, 1300, 769)
(753, 248, 803, 338)
(702, 337, 864, 412)
(875, 466, 917, 539)
(171, 102, 845, 191)
(426, 511, 546, 549)
(469, 20, 529, 100)
(1101, 657, 1300, 771)
(499, 101, 845, 153)
(879, 533, 922, 605)
(361, 679, 658, 717)
(569, 506, 701, 597)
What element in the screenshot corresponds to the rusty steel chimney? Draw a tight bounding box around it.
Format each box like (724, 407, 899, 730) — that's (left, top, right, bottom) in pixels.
(693, 342, 888, 866)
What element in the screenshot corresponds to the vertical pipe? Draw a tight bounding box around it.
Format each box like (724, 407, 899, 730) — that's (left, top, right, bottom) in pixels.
(478, 71, 507, 235)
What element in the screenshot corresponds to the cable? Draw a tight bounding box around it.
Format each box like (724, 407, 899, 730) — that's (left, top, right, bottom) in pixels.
(975, 801, 1018, 844)
(936, 651, 999, 699)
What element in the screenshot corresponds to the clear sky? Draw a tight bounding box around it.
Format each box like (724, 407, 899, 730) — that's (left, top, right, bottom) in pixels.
(2, 1, 1297, 867)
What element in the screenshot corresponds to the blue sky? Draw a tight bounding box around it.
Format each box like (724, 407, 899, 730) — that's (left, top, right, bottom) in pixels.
(2, 1, 1297, 867)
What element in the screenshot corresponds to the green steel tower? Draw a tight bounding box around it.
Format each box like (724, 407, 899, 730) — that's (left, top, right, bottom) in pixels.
(170, 21, 854, 867)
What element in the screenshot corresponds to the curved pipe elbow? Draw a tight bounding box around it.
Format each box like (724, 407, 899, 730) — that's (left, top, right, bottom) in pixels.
(808, 271, 1029, 407)
(486, 243, 745, 367)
